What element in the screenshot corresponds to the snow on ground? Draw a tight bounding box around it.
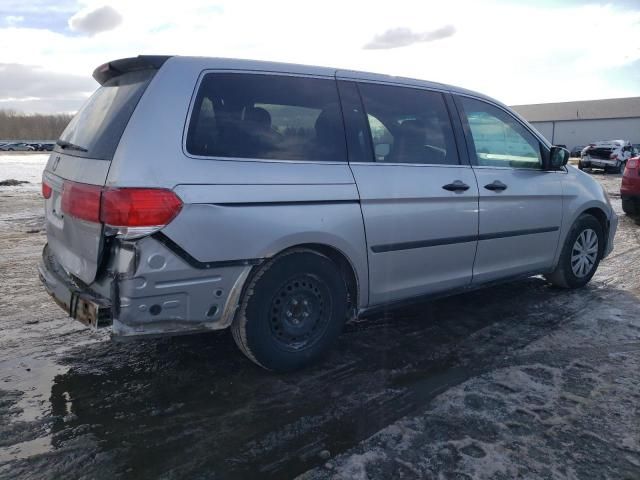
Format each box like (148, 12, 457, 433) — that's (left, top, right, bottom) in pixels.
(0, 161, 638, 479)
(0, 154, 49, 231)
(0, 154, 49, 192)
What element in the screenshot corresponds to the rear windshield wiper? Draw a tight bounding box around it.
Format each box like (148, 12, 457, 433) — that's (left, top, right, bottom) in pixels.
(56, 139, 88, 152)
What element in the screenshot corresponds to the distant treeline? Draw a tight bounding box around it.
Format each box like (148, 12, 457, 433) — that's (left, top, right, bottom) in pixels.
(0, 110, 73, 141)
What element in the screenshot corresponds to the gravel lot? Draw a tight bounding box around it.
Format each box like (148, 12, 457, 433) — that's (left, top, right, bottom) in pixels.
(0, 156, 639, 479)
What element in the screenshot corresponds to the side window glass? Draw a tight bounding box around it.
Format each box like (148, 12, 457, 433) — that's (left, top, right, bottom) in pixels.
(367, 115, 393, 160)
(357, 83, 459, 165)
(459, 97, 541, 169)
(186, 73, 347, 162)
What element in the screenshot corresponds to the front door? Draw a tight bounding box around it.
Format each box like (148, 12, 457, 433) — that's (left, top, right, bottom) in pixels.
(454, 95, 563, 283)
(338, 79, 479, 305)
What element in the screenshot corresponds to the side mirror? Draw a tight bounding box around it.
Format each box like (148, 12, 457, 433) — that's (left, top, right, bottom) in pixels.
(549, 146, 570, 169)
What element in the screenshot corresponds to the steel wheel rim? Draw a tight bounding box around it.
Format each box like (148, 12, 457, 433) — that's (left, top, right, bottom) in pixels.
(269, 274, 331, 352)
(571, 228, 598, 278)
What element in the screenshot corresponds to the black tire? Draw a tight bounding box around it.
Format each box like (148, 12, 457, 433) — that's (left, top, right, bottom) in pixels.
(610, 161, 623, 174)
(231, 249, 348, 372)
(578, 161, 584, 170)
(622, 198, 638, 216)
(545, 214, 603, 289)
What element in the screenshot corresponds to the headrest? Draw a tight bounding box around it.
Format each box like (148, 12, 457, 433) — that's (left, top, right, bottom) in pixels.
(398, 119, 425, 138)
(315, 103, 342, 140)
(244, 107, 271, 129)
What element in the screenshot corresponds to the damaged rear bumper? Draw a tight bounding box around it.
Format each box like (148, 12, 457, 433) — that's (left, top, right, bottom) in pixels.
(38, 237, 257, 338)
(38, 244, 112, 328)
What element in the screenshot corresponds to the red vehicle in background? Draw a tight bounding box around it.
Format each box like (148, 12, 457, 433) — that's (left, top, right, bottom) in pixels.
(621, 156, 640, 215)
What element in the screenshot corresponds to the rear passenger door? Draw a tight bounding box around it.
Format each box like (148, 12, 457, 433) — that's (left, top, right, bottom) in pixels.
(454, 95, 563, 283)
(338, 80, 479, 305)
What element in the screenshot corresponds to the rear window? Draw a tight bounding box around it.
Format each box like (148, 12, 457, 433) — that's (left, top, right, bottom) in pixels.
(56, 69, 155, 160)
(186, 73, 347, 162)
(588, 147, 615, 159)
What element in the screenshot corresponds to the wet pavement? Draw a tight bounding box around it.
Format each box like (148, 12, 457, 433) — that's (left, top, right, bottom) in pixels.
(0, 169, 639, 479)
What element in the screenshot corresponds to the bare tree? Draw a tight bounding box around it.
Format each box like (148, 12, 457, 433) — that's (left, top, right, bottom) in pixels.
(0, 109, 74, 140)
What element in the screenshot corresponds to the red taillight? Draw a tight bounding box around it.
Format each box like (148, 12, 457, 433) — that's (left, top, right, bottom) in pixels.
(61, 181, 102, 222)
(627, 158, 638, 170)
(42, 182, 52, 199)
(101, 188, 182, 227)
(59, 182, 182, 230)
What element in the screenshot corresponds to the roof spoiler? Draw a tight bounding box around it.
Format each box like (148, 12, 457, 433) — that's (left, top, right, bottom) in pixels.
(92, 55, 172, 85)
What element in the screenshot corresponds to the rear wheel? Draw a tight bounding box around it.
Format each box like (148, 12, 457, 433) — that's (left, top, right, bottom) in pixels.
(611, 161, 623, 174)
(545, 214, 603, 289)
(231, 249, 348, 371)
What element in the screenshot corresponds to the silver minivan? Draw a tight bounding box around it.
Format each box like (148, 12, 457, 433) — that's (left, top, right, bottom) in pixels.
(39, 56, 617, 371)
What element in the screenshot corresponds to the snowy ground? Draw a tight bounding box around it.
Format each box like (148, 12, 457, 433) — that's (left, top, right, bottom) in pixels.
(0, 155, 638, 479)
(0, 153, 49, 191)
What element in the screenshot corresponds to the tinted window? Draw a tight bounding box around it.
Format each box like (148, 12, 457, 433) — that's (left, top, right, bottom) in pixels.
(458, 97, 541, 169)
(186, 73, 346, 162)
(357, 83, 458, 165)
(57, 69, 155, 160)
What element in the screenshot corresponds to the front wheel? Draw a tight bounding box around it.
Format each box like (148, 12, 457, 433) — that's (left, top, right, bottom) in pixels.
(545, 214, 603, 289)
(231, 249, 348, 371)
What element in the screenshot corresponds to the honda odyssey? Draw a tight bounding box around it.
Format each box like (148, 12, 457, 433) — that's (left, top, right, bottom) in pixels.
(38, 56, 617, 371)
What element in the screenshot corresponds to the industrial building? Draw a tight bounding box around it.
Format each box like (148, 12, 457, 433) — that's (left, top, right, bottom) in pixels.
(511, 97, 640, 149)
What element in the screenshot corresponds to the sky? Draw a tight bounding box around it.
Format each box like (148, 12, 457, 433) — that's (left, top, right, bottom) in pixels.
(0, 0, 639, 114)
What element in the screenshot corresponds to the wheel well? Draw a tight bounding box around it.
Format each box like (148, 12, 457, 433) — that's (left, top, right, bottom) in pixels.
(582, 207, 609, 252)
(279, 244, 359, 314)
(583, 207, 608, 232)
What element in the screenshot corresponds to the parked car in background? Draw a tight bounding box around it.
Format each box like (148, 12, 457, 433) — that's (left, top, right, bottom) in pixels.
(0, 142, 35, 151)
(571, 145, 586, 157)
(621, 156, 640, 215)
(38, 55, 618, 371)
(579, 140, 634, 173)
(29, 143, 55, 151)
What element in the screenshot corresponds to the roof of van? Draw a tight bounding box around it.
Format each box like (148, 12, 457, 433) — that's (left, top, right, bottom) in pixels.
(94, 55, 502, 107)
(171, 55, 498, 101)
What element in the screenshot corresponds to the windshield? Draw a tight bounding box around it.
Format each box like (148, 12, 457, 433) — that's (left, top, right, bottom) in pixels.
(56, 69, 155, 160)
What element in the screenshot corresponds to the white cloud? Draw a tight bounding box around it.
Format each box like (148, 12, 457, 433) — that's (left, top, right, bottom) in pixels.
(364, 25, 456, 50)
(68, 5, 122, 36)
(5, 15, 24, 25)
(0, 0, 639, 113)
(0, 63, 95, 113)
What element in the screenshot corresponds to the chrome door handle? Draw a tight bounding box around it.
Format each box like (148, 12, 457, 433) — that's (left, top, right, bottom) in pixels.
(484, 180, 507, 191)
(442, 180, 470, 192)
